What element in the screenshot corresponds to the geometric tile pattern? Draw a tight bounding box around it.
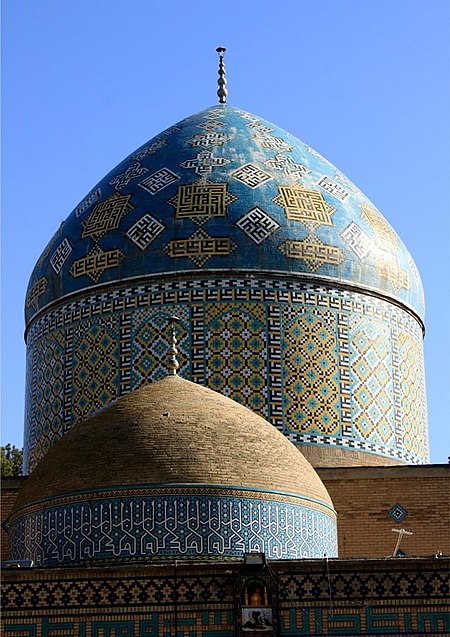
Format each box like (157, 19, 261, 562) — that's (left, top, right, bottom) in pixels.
(109, 161, 148, 189)
(23, 277, 428, 472)
(165, 228, 237, 267)
(8, 487, 338, 565)
(179, 150, 230, 177)
(341, 221, 374, 259)
(230, 164, 272, 189)
(69, 245, 124, 283)
(187, 132, 228, 147)
(398, 331, 428, 459)
(378, 253, 410, 293)
(3, 567, 449, 636)
(74, 186, 102, 217)
(3, 563, 448, 610)
(350, 317, 395, 446)
(253, 134, 292, 152)
(235, 207, 280, 244)
(273, 185, 334, 226)
(72, 319, 120, 423)
(265, 153, 309, 180)
(138, 168, 179, 195)
(49, 237, 72, 275)
(204, 304, 268, 415)
(25, 276, 47, 309)
(167, 181, 237, 222)
(359, 203, 399, 247)
(317, 175, 349, 200)
(131, 308, 189, 385)
(279, 234, 344, 272)
(125, 213, 165, 250)
(81, 193, 133, 240)
(282, 310, 340, 436)
(389, 503, 408, 523)
(32, 332, 65, 460)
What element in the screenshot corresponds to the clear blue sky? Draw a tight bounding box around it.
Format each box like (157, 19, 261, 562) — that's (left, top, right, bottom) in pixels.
(2, 0, 449, 462)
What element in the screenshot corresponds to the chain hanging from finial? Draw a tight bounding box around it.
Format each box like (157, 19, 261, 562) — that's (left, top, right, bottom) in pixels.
(216, 47, 227, 104)
(167, 315, 180, 376)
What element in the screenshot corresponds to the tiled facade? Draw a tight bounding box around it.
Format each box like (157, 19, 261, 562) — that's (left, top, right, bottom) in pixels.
(24, 278, 428, 472)
(2, 559, 449, 635)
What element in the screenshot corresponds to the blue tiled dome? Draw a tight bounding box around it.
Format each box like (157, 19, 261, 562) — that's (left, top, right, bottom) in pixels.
(26, 105, 424, 324)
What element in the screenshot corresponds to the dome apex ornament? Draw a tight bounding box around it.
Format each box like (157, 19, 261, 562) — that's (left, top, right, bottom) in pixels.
(216, 46, 227, 104)
(167, 315, 180, 376)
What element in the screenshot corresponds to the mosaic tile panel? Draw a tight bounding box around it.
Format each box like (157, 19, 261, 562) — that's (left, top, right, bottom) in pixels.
(398, 331, 428, 459)
(282, 309, 340, 436)
(29, 331, 65, 464)
(131, 307, 189, 385)
(349, 317, 395, 446)
(203, 304, 268, 415)
(9, 487, 337, 565)
(24, 277, 428, 472)
(72, 318, 120, 423)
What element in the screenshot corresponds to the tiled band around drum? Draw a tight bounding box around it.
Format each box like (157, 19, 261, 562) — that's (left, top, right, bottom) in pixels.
(24, 276, 428, 472)
(8, 486, 338, 565)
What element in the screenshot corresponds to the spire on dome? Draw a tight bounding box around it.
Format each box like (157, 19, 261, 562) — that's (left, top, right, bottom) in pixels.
(216, 46, 227, 104)
(167, 315, 180, 375)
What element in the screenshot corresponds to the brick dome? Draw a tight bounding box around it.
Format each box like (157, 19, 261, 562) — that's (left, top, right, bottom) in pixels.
(10, 376, 337, 565)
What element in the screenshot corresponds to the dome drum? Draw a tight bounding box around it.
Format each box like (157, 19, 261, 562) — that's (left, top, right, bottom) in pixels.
(8, 485, 337, 566)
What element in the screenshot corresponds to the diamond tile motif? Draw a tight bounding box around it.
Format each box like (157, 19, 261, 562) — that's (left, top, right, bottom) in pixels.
(70, 246, 123, 283)
(279, 234, 344, 272)
(81, 193, 133, 240)
(359, 203, 399, 247)
(165, 228, 236, 267)
(167, 180, 237, 223)
(230, 163, 273, 189)
(389, 503, 408, 523)
(236, 207, 280, 244)
(341, 222, 374, 259)
(205, 304, 268, 416)
(282, 310, 340, 436)
(126, 213, 165, 250)
(273, 185, 334, 225)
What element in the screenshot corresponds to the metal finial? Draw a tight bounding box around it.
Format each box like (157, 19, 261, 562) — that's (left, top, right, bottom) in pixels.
(167, 315, 180, 376)
(216, 46, 227, 104)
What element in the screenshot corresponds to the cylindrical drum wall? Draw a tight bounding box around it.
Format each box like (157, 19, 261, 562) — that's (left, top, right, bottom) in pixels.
(8, 485, 338, 566)
(24, 274, 428, 473)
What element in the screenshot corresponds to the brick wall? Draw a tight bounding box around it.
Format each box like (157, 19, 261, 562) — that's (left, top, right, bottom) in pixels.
(1, 477, 24, 561)
(318, 464, 450, 558)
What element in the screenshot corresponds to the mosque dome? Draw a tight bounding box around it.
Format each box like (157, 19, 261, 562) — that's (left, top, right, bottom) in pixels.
(9, 375, 337, 566)
(23, 100, 429, 474)
(26, 104, 424, 323)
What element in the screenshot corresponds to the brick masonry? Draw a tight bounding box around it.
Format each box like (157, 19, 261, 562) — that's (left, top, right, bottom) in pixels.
(318, 464, 450, 558)
(1, 557, 449, 635)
